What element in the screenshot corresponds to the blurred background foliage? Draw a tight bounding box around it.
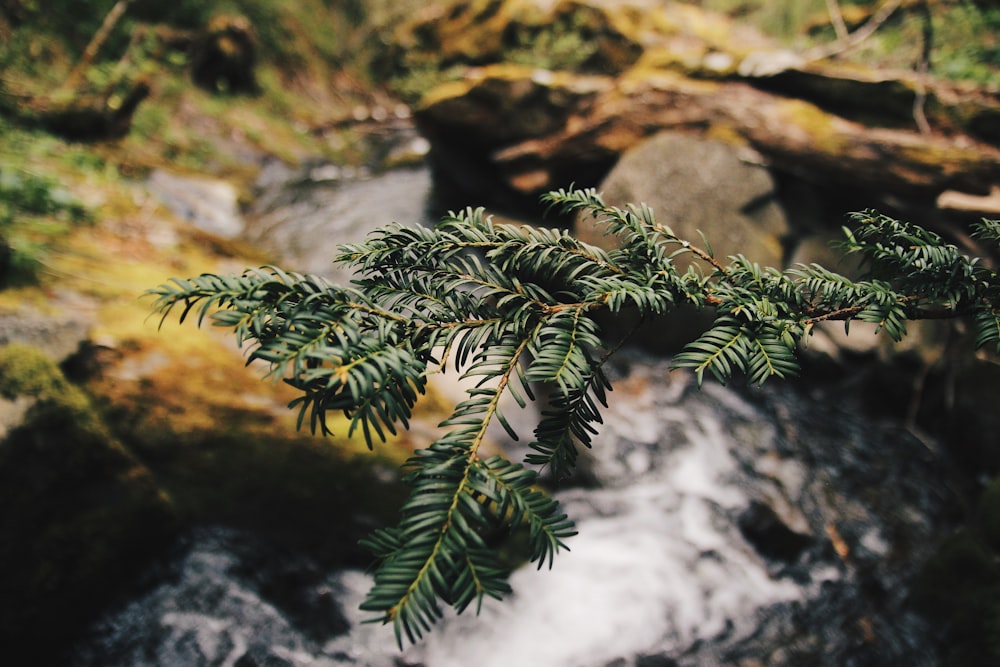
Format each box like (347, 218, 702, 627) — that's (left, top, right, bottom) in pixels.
(1, 0, 998, 86)
(711, 0, 1000, 85)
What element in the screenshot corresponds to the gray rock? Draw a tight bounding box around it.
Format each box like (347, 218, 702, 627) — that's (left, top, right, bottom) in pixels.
(0, 306, 93, 362)
(576, 131, 788, 269)
(576, 131, 789, 352)
(147, 169, 244, 238)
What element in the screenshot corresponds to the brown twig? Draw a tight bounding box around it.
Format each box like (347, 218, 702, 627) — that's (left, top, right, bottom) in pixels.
(804, 0, 904, 62)
(912, 0, 933, 135)
(63, 0, 136, 92)
(824, 0, 850, 40)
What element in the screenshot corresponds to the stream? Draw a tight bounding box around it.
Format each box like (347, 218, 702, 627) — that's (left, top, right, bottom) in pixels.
(74, 164, 953, 666)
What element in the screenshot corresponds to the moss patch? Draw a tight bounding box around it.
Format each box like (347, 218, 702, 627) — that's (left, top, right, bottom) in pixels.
(83, 318, 422, 560)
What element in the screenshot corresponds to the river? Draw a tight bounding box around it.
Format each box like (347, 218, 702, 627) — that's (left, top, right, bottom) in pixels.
(73, 163, 953, 666)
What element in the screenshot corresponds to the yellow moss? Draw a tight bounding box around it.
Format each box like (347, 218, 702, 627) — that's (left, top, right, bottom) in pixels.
(704, 122, 750, 147)
(775, 97, 850, 154)
(896, 140, 989, 177)
(620, 66, 722, 95)
(0, 343, 72, 400)
(0, 342, 106, 437)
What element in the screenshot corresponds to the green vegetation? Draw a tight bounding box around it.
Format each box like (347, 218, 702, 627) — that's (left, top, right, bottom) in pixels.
(0, 165, 90, 286)
(0, 0, 416, 177)
(150, 187, 1000, 645)
(702, 0, 1000, 86)
(0, 342, 99, 423)
(0, 4, 432, 659)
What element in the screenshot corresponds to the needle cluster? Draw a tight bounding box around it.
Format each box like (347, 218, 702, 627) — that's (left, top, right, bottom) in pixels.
(148, 187, 1000, 644)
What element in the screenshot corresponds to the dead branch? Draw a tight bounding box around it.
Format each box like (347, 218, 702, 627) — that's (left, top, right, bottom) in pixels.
(824, 0, 849, 40)
(63, 0, 136, 92)
(804, 0, 904, 62)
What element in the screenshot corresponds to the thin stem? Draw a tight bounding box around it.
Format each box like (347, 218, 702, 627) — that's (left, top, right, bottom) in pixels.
(388, 337, 531, 626)
(825, 0, 850, 40)
(804, 0, 904, 62)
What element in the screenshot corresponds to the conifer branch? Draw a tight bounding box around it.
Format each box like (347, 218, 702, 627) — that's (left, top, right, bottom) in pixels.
(148, 186, 1000, 644)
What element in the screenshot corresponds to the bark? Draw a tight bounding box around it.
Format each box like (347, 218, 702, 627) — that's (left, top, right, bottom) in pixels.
(416, 64, 1000, 204)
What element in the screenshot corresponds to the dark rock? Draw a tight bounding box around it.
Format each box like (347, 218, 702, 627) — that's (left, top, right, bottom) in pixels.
(34, 80, 150, 141)
(231, 539, 352, 643)
(234, 643, 294, 667)
(0, 344, 179, 664)
(737, 500, 814, 563)
(190, 14, 259, 94)
(575, 131, 788, 268)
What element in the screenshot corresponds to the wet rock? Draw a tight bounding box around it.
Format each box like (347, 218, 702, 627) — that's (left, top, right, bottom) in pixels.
(147, 168, 245, 238)
(737, 500, 814, 563)
(635, 655, 680, 667)
(575, 131, 788, 268)
(72, 529, 363, 667)
(231, 538, 352, 643)
(233, 643, 295, 667)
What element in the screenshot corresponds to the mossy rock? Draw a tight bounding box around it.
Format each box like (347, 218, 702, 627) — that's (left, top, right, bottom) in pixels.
(378, 0, 646, 102)
(83, 334, 413, 566)
(0, 343, 179, 662)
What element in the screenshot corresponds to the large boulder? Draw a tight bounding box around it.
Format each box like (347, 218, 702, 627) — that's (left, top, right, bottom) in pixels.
(575, 131, 788, 267)
(574, 131, 788, 352)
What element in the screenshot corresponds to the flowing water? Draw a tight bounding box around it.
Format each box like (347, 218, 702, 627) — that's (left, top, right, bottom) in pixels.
(75, 165, 952, 666)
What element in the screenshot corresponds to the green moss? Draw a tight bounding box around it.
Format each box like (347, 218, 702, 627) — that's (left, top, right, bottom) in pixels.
(0, 166, 91, 286)
(80, 330, 417, 565)
(776, 97, 850, 154)
(380, 0, 645, 103)
(0, 343, 99, 428)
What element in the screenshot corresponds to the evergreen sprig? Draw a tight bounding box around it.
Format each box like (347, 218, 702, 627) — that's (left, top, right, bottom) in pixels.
(147, 187, 1000, 644)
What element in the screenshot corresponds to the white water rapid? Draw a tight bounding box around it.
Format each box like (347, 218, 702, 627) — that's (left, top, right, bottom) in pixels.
(77, 353, 855, 667)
